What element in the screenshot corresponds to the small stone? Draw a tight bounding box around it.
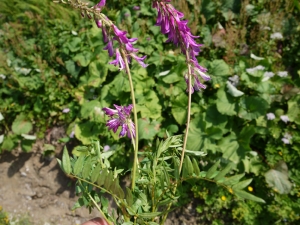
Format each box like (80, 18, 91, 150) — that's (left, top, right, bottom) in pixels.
(20, 171, 27, 177)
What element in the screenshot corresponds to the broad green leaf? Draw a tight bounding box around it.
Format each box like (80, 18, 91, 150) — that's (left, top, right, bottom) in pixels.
(65, 60, 80, 78)
(216, 88, 237, 116)
(238, 96, 269, 120)
(0, 135, 4, 144)
(186, 114, 206, 151)
(232, 179, 253, 190)
(201, 0, 217, 21)
(62, 147, 71, 175)
(75, 122, 103, 145)
(88, 61, 108, 84)
(138, 118, 160, 140)
(12, 114, 33, 135)
(67, 37, 81, 52)
(234, 189, 265, 203)
(171, 93, 188, 125)
(206, 127, 223, 140)
(287, 95, 300, 124)
(209, 59, 230, 76)
(162, 72, 181, 83)
(265, 161, 292, 194)
(238, 125, 256, 150)
(206, 160, 220, 179)
(73, 51, 93, 67)
(80, 100, 102, 119)
(73, 155, 85, 176)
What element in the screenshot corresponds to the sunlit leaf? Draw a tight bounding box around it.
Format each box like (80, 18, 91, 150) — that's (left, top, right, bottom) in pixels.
(206, 160, 220, 179)
(234, 189, 265, 203)
(265, 161, 292, 194)
(62, 147, 71, 174)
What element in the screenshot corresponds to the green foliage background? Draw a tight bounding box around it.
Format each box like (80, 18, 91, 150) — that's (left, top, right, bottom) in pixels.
(0, 0, 300, 224)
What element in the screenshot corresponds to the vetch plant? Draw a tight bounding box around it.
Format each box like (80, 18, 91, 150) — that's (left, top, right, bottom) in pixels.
(54, 0, 265, 224)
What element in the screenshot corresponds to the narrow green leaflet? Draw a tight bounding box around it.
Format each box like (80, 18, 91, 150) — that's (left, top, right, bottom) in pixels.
(206, 160, 220, 179)
(234, 189, 265, 203)
(232, 179, 253, 190)
(222, 174, 245, 186)
(73, 155, 85, 176)
(192, 158, 201, 176)
(91, 164, 102, 183)
(62, 147, 71, 175)
(214, 163, 233, 182)
(82, 156, 92, 178)
(138, 212, 162, 219)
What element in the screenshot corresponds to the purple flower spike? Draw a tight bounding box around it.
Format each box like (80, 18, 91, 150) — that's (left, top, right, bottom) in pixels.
(153, 1, 210, 93)
(93, 3, 147, 70)
(103, 104, 135, 139)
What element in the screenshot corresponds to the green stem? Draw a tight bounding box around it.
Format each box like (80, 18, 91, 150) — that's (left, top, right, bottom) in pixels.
(87, 193, 112, 225)
(179, 53, 192, 174)
(120, 49, 139, 191)
(160, 52, 193, 225)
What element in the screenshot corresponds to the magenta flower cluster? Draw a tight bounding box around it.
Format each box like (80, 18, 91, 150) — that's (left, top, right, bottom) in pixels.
(94, 0, 147, 70)
(152, 0, 210, 93)
(102, 104, 135, 139)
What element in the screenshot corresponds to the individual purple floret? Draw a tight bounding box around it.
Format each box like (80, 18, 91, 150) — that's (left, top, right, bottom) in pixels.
(152, 0, 210, 92)
(93, 1, 147, 71)
(103, 104, 135, 139)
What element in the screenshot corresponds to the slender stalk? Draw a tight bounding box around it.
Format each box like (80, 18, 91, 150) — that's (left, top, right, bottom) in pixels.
(179, 53, 192, 174)
(87, 192, 111, 224)
(160, 52, 193, 225)
(120, 49, 139, 191)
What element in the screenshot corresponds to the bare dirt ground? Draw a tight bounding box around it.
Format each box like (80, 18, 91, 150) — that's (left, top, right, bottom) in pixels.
(0, 127, 199, 225)
(0, 127, 99, 225)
